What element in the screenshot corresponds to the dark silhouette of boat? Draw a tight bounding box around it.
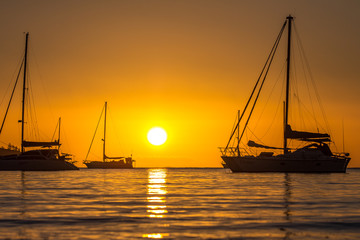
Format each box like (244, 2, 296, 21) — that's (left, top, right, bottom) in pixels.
(219, 16, 350, 173)
(83, 102, 134, 169)
(0, 33, 78, 171)
(0, 144, 20, 156)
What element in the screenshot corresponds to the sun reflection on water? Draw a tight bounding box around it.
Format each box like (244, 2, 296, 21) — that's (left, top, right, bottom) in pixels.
(143, 169, 169, 238)
(142, 233, 170, 239)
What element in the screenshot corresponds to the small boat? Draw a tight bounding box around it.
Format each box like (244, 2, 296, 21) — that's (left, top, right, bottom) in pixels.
(0, 33, 78, 171)
(83, 102, 134, 169)
(219, 16, 350, 173)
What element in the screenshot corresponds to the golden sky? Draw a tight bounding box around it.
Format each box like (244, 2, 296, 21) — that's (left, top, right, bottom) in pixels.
(0, 0, 359, 167)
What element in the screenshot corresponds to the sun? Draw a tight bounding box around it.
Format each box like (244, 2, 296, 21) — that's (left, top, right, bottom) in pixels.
(147, 127, 167, 146)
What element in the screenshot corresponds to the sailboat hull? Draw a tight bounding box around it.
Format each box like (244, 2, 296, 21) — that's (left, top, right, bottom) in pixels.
(84, 160, 133, 169)
(0, 150, 78, 171)
(222, 156, 350, 173)
(0, 159, 78, 171)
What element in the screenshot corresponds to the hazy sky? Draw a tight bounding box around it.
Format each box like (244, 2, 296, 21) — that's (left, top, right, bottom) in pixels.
(1, 0, 359, 167)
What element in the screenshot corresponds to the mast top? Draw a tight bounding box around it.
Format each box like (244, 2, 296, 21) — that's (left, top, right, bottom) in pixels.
(284, 14, 293, 154)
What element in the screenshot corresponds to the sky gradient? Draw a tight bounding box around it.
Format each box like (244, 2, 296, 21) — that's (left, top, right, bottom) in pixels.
(1, 0, 359, 167)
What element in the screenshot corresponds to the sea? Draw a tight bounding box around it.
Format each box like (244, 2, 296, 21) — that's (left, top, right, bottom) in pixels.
(0, 168, 359, 240)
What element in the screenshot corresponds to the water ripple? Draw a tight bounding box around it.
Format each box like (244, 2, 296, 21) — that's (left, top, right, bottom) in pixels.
(0, 169, 359, 239)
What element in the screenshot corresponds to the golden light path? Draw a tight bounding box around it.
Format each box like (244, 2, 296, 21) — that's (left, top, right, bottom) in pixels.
(143, 169, 169, 239)
(147, 127, 167, 146)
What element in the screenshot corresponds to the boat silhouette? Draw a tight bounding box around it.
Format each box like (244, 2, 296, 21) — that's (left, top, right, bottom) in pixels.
(83, 102, 134, 169)
(0, 33, 78, 171)
(220, 16, 350, 173)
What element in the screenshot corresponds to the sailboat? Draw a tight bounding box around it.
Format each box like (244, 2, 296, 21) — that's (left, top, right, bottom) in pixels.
(83, 102, 134, 169)
(220, 16, 351, 173)
(0, 33, 78, 171)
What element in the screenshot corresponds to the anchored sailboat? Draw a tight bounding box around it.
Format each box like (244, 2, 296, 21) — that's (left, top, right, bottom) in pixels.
(220, 16, 351, 173)
(83, 102, 134, 169)
(0, 33, 78, 171)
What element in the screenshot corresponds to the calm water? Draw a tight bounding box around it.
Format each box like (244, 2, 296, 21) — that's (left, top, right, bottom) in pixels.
(0, 168, 359, 240)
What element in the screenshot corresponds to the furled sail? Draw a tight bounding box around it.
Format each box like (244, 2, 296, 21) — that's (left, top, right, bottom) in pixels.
(285, 125, 330, 140)
(300, 138, 331, 143)
(247, 140, 283, 150)
(104, 154, 125, 160)
(22, 141, 60, 148)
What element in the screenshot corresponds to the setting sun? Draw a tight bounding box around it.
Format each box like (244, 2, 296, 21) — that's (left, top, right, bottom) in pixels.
(147, 127, 167, 146)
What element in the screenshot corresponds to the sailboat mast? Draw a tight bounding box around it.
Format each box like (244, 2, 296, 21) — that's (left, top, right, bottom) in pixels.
(21, 33, 29, 153)
(103, 102, 107, 162)
(284, 16, 293, 154)
(236, 110, 240, 156)
(58, 117, 61, 151)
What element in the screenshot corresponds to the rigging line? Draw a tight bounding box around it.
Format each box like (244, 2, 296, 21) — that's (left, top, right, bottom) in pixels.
(26, 73, 40, 140)
(107, 106, 123, 150)
(0, 53, 25, 107)
(289, 38, 304, 128)
(225, 19, 287, 150)
(252, 60, 286, 133)
(292, 25, 312, 131)
(238, 28, 283, 145)
(291, 57, 308, 131)
(23, 70, 31, 139)
(228, 110, 240, 148)
(1, 49, 26, 106)
(246, 126, 265, 145)
(243, 129, 250, 152)
(293, 92, 307, 130)
(227, 20, 287, 149)
(240, 135, 251, 155)
(60, 120, 72, 154)
(293, 24, 332, 138)
(85, 104, 105, 161)
(292, 94, 328, 133)
(294, 24, 316, 129)
(259, 62, 287, 140)
(0, 60, 24, 135)
(51, 119, 60, 142)
(107, 105, 125, 157)
(30, 43, 56, 120)
(342, 118, 345, 153)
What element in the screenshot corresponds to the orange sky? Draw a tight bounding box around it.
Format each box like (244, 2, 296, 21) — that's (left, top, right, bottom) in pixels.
(0, 0, 360, 168)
